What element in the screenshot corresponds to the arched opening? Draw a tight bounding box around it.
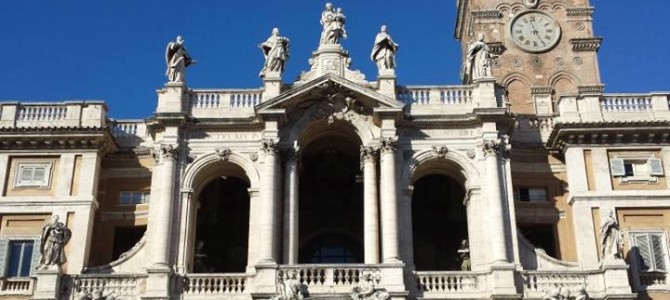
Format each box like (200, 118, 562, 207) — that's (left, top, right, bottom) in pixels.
(412, 174, 467, 271)
(194, 176, 250, 273)
(297, 122, 364, 263)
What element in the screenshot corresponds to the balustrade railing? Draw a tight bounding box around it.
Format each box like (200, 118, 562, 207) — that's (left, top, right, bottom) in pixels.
(182, 273, 247, 295)
(18, 105, 67, 121)
(415, 271, 482, 293)
(0, 102, 107, 129)
(601, 94, 652, 112)
(190, 89, 263, 109)
(399, 86, 473, 106)
(639, 272, 667, 289)
(0, 277, 34, 295)
(66, 274, 146, 299)
(521, 271, 588, 295)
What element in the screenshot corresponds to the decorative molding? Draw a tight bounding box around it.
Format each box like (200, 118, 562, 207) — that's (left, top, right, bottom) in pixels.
(156, 144, 178, 162)
(523, 0, 538, 9)
(578, 85, 605, 94)
(531, 86, 553, 95)
(431, 146, 448, 159)
(570, 38, 602, 52)
(482, 135, 511, 158)
(360, 145, 379, 170)
(487, 42, 505, 56)
(214, 147, 232, 161)
(566, 7, 594, 17)
(471, 10, 502, 19)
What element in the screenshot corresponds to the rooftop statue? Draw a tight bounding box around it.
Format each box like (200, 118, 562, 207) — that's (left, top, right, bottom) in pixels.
(462, 33, 495, 84)
(371, 25, 399, 71)
(320, 3, 347, 45)
(165, 35, 196, 83)
(259, 28, 290, 78)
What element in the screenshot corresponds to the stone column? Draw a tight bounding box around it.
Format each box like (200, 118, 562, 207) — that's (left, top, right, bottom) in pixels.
(149, 144, 178, 267)
(258, 139, 279, 265)
(282, 147, 299, 264)
(379, 138, 401, 263)
(482, 139, 509, 264)
(361, 146, 380, 264)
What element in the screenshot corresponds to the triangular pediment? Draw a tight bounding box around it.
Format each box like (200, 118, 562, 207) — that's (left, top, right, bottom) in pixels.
(256, 74, 404, 114)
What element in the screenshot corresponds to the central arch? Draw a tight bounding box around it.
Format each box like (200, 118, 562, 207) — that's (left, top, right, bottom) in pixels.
(296, 120, 365, 263)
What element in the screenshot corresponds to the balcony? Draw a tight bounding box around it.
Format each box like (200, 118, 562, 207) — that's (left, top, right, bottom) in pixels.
(556, 92, 670, 124)
(0, 277, 34, 295)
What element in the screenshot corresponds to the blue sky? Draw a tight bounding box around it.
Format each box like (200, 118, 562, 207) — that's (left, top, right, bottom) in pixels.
(1, 1, 668, 119)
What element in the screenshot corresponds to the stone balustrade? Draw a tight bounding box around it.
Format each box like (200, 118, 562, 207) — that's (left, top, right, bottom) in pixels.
(181, 273, 248, 296)
(512, 115, 555, 144)
(0, 101, 108, 129)
(399, 86, 474, 106)
(111, 119, 148, 148)
(64, 274, 146, 300)
(557, 92, 670, 124)
(414, 271, 485, 295)
(0, 277, 34, 295)
(638, 272, 668, 290)
(189, 89, 263, 118)
(520, 270, 603, 299)
(275, 264, 383, 295)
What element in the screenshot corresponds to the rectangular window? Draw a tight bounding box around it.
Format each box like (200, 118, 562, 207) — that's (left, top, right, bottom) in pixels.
(611, 156, 664, 183)
(14, 163, 52, 188)
(630, 232, 668, 273)
(119, 191, 150, 205)
(513, 187, 548, 202)
(6, 241, 34, 277)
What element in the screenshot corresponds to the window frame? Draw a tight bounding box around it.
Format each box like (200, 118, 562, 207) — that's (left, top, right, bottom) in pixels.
(118, 191, 150, 205)
(628, 230, 670, 291)
(5, 240, 35, 278)
(610, 154, 664, 183)
(513, 187, 549, 202)
(13, 162, 53, 188)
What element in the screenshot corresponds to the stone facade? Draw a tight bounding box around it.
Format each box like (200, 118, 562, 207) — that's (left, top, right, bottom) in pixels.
(0, 1, 668, 300)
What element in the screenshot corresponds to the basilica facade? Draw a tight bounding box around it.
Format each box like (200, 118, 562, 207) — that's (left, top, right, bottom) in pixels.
(0, 1, 669, 300)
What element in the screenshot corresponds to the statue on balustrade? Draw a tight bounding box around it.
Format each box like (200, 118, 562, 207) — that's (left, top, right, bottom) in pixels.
(259, 28, 290, 78)
(457, 239, 471, 271)
(600, 211, 623, 262)
(272, 269, 308, 300)
(320, 3, 347, 45)
(77, 289, 117, 300)
(461, 33, 495, 84)
(38, 215, 72, 270)
(165, 35, 197, 83)
(370, 25, 399, 71)
(351, 271, 389, 300)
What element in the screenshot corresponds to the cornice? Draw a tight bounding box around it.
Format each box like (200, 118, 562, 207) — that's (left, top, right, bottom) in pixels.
(577, 85, 605, 94)
(546, 121, 670, 152)
(566, 7, 594, 17)
(570, 38, 602, 52)
(471, 10, 502, 19)
(531, 86, 553, 95)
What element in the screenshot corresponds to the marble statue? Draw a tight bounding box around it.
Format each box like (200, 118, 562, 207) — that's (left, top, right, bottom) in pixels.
(165, 35, 196, 83)
(320, 3, 347, 45)
(259, 28, 290, 78)
(600, 212, 623, 261)
(351, 271, 389, 300)
(370, 25, 399, 71)
(462, 33, 495, 84)
(77, 289, 116, 300)
(457, 239, 471, 271)
(272, 270, 306, 300)
(574, 287, 590, 300)
(38, 215, 72, 269)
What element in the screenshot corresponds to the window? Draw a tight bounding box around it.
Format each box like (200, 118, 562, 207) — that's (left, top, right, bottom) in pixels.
(119, 191, 150, 205)
(513, 187, 548, 202)
(630, 232, 668, 273)
(6, 241, 34, 277)
(611, 156, 664, 183)
(14, 163, 52, 188)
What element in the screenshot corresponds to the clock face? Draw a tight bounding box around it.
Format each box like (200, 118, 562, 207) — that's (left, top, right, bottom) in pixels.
(510, 11, 561, 53)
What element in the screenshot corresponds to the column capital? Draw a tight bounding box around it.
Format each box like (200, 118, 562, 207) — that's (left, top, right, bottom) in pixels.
(154, 143, 179, 163)
(481, 135, 510, 158)
(261, 138, 280, 153)
(360, 145, 379, 168)
(380, 137, 398, 153)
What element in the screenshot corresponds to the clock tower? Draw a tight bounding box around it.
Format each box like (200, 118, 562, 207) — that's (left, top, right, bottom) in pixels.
(455, 0, 603, 116)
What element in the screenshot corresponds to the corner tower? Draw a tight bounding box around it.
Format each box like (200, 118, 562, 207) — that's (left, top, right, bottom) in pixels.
(456, 0, 602, 115)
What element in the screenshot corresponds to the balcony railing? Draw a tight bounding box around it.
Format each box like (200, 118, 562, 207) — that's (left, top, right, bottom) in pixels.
(64, 274, 146, 300)
(181, 273, 248, 296)
(415, 271, 484, 294)
(557, 92, 670, 124)
(639, 272, 668, 290)
(0, 277, 34, 295)
(111, 119, 147, 148)
(399, 86, 474, 106)
(0, 102, 108, 129)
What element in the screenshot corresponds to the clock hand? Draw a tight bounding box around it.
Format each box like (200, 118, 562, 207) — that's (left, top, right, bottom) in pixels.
(529, 21, 547, 46)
